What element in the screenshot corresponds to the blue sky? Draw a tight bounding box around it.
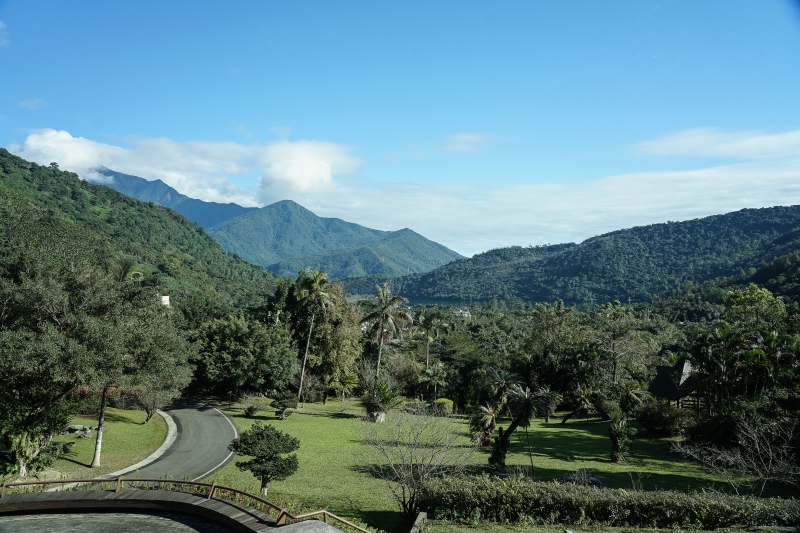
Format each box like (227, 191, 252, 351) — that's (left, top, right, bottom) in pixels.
(2, 1, 800, 255)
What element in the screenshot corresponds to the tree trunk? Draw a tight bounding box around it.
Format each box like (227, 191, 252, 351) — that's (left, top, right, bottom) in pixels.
(298, 313, 315, 402)
(426, 339, 430, 370)
(524, 426, 534, 477)
(91, 386, 109, 467)
(376, 334, 384, 378)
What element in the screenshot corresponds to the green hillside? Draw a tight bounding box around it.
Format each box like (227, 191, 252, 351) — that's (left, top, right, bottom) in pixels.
(95, 167, 257, 229)
(0, 149, 278, 314)
(648, 248, 800, 323)
(267, 228, 462, 279)
(207, 200, 462, 274)
(343, 206, 800, 305)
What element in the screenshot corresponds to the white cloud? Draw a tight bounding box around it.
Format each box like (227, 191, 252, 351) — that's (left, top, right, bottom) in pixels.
(0, 22, 8, 46)
(8, 129, 362, 208)
(442, 132, 489, 153)
(19, 99, 46, 110)
(637, 127, 800, 159)
(257, 140, 362, 204)
(9, 128, 800, 257)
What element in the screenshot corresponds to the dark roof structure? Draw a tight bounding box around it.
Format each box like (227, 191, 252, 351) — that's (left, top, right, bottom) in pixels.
(648, 358, 697, 400)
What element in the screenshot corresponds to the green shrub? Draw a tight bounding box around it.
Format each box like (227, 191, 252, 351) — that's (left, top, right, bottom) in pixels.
(431, 398, 454, 416)
(420, 475, 800, 528)
(636, 400, 693, 437)
(271, 393, 298, 420)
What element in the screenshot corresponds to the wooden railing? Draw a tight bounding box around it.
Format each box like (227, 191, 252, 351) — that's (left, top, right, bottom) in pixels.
(0, 477, 370, 533)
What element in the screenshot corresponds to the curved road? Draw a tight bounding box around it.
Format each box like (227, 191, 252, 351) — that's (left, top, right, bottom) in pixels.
(123, 399, 238, 481)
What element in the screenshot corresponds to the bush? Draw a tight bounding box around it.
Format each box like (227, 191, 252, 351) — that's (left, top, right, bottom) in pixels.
(420, 475, 800, 528)
(244, 404, 259, 417)
(636, 400, 693, 437)
(431, 398, 454, 416)
(271, 393, 298, 420)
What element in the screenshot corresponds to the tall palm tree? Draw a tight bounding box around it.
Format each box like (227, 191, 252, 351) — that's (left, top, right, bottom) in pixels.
(361, 283, 411, 378)
(417, 313, 449, 369)
(294, 269, 333, 401)
(507, 384, 538, 475)
(420, 361, 448, 399)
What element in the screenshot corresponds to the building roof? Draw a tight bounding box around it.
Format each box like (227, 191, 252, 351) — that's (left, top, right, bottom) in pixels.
(648, 358, 697, 400)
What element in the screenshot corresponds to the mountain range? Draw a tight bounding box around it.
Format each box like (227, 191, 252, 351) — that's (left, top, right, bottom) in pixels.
(95, 168, 463, 279)
(343, 206, 800, 305)
(0, 149, 277, 321)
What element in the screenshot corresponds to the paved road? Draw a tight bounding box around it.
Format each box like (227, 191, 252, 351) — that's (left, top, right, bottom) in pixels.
(129, 400, 238, 481)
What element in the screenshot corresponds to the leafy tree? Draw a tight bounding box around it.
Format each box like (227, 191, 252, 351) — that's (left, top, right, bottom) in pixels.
(194, 313, 297, 396)
(228, 423, 299, 496)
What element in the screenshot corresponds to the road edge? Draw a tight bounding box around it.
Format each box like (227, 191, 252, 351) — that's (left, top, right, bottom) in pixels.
(102, 409, 178, 478)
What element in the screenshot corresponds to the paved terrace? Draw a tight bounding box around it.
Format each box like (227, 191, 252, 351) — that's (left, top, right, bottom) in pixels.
(0, 481, 359, 533)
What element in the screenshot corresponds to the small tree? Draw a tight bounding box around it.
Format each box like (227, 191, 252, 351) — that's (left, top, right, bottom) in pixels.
(609, 410, 637, 462)
(228, 423, 299, 496)
(361, 408, 476, 520)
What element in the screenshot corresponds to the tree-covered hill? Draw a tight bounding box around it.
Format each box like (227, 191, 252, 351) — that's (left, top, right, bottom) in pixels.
(267, 228, 463, 279)
(207, 200, 462, 274)
(343, 206, 800, 305)
(0, 149, 278, 315)
(647, 248, 800, 323)
(96, 167, 258, 229)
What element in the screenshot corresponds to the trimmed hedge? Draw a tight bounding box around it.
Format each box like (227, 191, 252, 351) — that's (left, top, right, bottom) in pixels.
(421, 475, 800, 528)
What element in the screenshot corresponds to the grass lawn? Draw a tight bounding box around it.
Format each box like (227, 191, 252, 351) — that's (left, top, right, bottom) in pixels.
(210, 400, 800, 533)
(48, 407, 167, 479)
(423, 521, 764, 533)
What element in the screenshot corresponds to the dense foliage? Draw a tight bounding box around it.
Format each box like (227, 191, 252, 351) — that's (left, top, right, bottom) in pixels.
(268, 228, 463, 279)
(0, 149, 278, 320)
(344, 206, 800, 305)
(207, 199, 462, 278)
(421, 476, 800, 528)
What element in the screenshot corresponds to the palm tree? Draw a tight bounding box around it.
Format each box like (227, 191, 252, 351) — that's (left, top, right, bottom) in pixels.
(294, 269, 333, 402)
(532, 386, 562, 423)
(417, 313, 449, 369)
(361, 283, 411, 378)
(486, 368, 520, 416)
(469, 403, 499, 446)
(420, 361, 448, 399)
(507, 384, 538, 475)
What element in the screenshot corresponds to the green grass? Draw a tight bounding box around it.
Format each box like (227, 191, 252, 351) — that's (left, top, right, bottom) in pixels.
(49, 407, 167, 479)
(209, 400, 794, 533)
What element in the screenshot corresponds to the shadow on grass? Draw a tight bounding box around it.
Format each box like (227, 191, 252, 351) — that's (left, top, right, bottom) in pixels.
(293, 411, 361, 420)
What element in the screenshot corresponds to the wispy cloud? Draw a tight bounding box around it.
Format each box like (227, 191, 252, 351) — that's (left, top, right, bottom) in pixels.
(442, 132, 490, 153)
(0, 22, 8, 47)
(19, 99, 46, 110)
(637, 127, 800, 160)
(9, 128, 800, 256)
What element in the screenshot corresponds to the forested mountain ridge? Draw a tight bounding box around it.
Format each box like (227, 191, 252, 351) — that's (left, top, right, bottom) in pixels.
(267, 228, 464, 279)
(343, 206, 800, 305)
(0, 149, 278, 314)
(207, 200, 463, 276)
(95, 167, 258, 228)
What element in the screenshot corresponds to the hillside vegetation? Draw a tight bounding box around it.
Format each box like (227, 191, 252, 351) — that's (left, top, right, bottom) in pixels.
(344, 206, 800, 305)
(0, 149, 277, 314)
(96, 167, 257, 229)
(208, 200, 462, 278)
(268, 228, 462, 279)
